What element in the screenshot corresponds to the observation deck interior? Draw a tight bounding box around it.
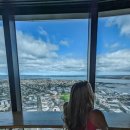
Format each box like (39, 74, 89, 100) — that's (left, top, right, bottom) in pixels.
(0, 0, 130, 130)
(0, 112, 129, 130)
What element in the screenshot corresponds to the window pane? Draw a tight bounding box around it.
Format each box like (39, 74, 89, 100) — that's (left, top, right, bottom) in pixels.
(16, 19, 88, 111)
(0, 18, 11, 112)
(95, 15, 130, 113)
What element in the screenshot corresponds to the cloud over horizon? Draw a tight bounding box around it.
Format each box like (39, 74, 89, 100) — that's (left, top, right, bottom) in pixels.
(1, 17, 130, 75)
(96, 49, 130, 74)
(0, 25, 87, 75)
(59, 40, 69, 47)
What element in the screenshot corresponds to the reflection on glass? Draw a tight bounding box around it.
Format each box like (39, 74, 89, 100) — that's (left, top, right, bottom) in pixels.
(16, 19, 88, 111)
(0, 20, 11, 112)
(95, 15, 130, 113)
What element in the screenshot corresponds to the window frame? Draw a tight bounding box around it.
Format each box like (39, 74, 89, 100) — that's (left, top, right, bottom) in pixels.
(0, 0, 130, 114)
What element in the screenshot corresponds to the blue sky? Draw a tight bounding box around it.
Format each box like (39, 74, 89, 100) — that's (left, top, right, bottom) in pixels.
(15, 19, 88, 75)
(97, 18, 130, 54)
(16, 20, 88, 59)
(96, 15, 130, 75)
(1, 15, 130, 75)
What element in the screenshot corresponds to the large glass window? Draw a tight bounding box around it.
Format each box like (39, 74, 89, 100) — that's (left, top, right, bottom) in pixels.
(0, 18, 11, 112)
(16, 19, 88, 111)
(95, 15, 130, 113)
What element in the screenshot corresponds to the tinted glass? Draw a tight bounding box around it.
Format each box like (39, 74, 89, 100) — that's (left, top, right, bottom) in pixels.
(95, 15, 130, 113)
(16, 19, 88, 111)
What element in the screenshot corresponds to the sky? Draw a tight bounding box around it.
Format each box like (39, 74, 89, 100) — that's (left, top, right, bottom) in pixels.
(0, 15, 130, 75)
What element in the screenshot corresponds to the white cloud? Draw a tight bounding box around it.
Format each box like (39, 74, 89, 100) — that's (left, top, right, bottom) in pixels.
(1, 23, 130, 75)
(59, 40, 69, 47)
(38, 27, 48, 36)
(104, 42, 120, 51)
(18, 57, 87, 75)
(0, 24, 87, 75)
(16, 30, 59, 60)
(16, 29, 86, 75)
(38, 27, 50, 42)
(97, 49, 130, 73)
(106, 15, 130, 36)
(104, 42, 119, 49)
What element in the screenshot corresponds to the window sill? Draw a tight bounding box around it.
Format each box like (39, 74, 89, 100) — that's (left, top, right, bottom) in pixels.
(0, 112, 129, 130)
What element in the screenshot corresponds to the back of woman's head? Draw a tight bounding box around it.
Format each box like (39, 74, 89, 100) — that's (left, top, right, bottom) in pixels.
(63, 81, 94, 130)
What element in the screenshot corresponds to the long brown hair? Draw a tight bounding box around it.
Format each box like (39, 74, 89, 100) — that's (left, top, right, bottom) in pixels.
(63, 81, 94, 130)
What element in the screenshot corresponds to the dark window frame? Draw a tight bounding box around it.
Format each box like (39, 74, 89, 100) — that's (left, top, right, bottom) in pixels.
(0, 0, 130, 114)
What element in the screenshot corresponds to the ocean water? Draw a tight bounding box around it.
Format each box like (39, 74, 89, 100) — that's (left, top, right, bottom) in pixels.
(1, 75, 130, 82)
(20, 75, 87, 80)
(96, 78, 130, 84)
(0, 75, 86, 80)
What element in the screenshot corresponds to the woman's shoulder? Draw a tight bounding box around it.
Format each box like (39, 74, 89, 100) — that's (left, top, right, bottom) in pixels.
(90, 109, 105, 117)
(89, 109, 108, 129)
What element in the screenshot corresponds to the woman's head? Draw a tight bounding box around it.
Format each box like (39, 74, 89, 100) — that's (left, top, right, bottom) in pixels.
(63, 81, 94, 130)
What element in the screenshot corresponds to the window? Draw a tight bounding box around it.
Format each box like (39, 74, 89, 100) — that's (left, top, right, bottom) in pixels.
(95, 15, 130, 113)
(0, 18, 11, 112)
(16, 19, 88, 111)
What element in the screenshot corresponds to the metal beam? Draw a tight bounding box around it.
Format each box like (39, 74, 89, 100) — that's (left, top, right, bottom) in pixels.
(0, 0, 130, 16)
(88, 0, 98, 92)
(2, 10, 22, 112)
(15, 13, 89, 21)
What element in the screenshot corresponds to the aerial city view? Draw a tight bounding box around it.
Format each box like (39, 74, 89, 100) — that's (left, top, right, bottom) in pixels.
(0, 15, 130, 113)
(0, 75, 130, 113)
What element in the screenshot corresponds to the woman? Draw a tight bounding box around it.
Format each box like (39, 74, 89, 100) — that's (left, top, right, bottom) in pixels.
(63, 81, 108, 130)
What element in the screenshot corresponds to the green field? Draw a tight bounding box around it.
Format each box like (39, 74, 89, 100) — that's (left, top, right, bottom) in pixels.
(60, 93, 70, 102)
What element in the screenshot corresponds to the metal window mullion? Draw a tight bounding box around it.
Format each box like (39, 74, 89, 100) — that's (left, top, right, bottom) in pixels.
(88, 0, 98, 92)
(2, 11, 22, 112)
